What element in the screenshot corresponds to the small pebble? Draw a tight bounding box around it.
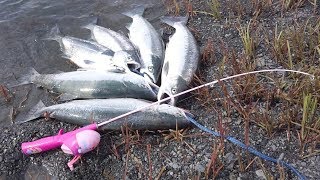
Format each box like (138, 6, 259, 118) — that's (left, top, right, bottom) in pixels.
(255, 169, 266, 179)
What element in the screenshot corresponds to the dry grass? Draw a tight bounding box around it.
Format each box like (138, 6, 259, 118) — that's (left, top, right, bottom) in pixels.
(205, 141, 224, 179)
(280, 0, 306, 11)
(237, 20, 257, 59)
(189, 6, 319, 176)
(110, 1, 320, 178)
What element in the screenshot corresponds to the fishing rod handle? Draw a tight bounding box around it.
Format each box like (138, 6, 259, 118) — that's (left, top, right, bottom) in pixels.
(21, 123, 98, 155)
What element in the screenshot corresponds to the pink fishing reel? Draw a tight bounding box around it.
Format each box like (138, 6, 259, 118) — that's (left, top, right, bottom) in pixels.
(61, 129, 100, 170)
(21, 124, 100, 170)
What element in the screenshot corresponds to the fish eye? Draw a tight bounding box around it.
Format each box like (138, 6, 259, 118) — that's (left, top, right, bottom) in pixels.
(148, 66, 154, 72)
(127, 56, 133, 61)
(171, 88, 177, 94)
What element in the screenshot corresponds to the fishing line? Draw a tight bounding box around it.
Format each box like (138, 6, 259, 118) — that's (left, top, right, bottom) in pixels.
(186, 115, 306, 180)
(96, 68, 313, 180)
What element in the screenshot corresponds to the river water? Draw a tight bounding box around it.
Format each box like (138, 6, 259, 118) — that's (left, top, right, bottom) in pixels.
(0, 0, 166, 126)
(0, 1, 166, 179)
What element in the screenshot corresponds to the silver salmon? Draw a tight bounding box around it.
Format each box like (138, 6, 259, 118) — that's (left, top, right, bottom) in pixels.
(47, 25, 116, 70)
(17, 68, 158, 101)
(123, 6, 164, 83)
(22, 98, 192, 131)
(83, 24, 141, 69)
(158, 16, 199, 105)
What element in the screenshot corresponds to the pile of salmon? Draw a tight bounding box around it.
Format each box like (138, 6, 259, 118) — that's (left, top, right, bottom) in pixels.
(20, 6, 199, 131)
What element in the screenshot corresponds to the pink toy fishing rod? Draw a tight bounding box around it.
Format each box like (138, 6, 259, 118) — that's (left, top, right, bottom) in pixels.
(21, 69, 314, 171)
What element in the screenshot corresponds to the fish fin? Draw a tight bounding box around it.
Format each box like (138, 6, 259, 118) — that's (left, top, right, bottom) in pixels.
(125, 23, 131, 30)
(83, 60, 95, 65)
(141, 72, 156, 84)
(131, 69, 143, 76)
(161, 60, 169, 79)
(160, 16, 188, 27)
(58, 93, 78, 102)
(10, 67, 40, 88)
(106, 65, 126, 73)
(159, 29, 166, 49)
(61, 54, 70, 60)
(88, 16, 98, 24)
(148, 81, 159, 94)
(101, 49, 115, 56)
(77, 65, 125, 73)
(117, 30, 126, 36)
(122, 5, 145, 18)
(88, 33, 96, 41)
(17, 100, 46, 124)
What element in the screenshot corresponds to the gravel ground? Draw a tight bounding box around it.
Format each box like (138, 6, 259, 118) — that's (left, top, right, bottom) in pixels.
(0, 0, 319, 179)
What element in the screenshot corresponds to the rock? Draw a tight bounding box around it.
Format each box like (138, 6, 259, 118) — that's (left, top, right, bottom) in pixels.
(300, 162, 306, 167)
(195, 164, 205, 172)
(229, 172, 237, 180)
(168, 162, 179, 169)
(225, 152, 237, 169)
(255, 169, 266, 179)
(256, 57, 266, 67)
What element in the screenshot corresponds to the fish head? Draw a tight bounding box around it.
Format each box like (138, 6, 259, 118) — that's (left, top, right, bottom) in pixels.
(112, 50, 141, 71)
(157, 76, 187, 105)
(140, 55, 162, 83)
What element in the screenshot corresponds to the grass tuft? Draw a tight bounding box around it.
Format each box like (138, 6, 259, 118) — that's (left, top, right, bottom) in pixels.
(193, 0, 221, 19)
(298, 93, 318, 153)
(281, 0, 306, 11)
(237, 20, 256, 59)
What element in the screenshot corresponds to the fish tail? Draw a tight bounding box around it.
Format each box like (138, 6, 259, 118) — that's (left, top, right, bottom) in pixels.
(10, 67, 40, 87)
(81, 17, 98, 31)
(122, 5, 145, 18)
(81, 17, 98, 41)
(160, 16, 188, 27)
(42, 25, 63, 45)
(16, 100, 46, 124)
